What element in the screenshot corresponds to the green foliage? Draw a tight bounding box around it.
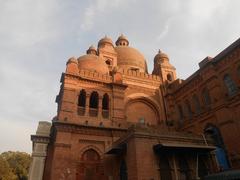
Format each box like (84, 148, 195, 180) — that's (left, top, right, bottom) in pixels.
(0, 151, 31, 180)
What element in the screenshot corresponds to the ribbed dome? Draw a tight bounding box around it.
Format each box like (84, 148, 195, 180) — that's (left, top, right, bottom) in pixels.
(115, 46, 147, 72)
(78, 54, 109, 74)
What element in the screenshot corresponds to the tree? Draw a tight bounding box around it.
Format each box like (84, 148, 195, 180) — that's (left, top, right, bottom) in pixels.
(0, 156, 16, 180)
(0, 151, 31, 180)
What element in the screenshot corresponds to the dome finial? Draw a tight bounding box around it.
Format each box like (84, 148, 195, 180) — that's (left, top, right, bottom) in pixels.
(158, 49, 162, 53)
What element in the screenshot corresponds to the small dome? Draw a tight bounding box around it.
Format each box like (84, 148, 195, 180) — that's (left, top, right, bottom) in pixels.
(78, 54, 109, 74)
(154, 49, 169, 61)
(115, 46, 147, 72)
(86, 45, 97, 55)
(98, 36, 113, 47)
(116, 34, 129, 46)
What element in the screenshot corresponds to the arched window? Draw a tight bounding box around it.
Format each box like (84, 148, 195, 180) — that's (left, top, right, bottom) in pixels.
(223, 74, 238, 96)
(90, 91, 99, 108)
(102, 94, 109, 110)
(202, 88, 211, 106)
(78, 89, 86, 116)
(102, 93, 109, 118)
(185, 100, 192, 119)
(78, 89, 86, 107)
(167, 73, 173, 81)
(77, 149, 105, 179)
(204, 125, 230, 170)
(193, 95, 201, 115)
(89, 91, 99, 116)
(177, 105, 184, 122)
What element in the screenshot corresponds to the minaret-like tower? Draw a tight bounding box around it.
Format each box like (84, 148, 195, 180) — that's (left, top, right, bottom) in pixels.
(152, 50, 177, 83)
(97, 36, 117, 71)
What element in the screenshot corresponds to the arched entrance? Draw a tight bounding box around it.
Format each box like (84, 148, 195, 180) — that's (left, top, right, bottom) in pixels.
(204, 125, 230, 170)
(76, 149, 107, 180)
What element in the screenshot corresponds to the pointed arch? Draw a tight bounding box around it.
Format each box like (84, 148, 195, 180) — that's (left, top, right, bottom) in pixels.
(79, 145, 103, 161)
(125, 93, 161, 125)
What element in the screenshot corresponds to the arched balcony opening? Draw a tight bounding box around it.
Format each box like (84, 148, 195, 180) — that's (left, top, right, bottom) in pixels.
(102, 93, 109, 118)
(78, 89, 86, 116)
(89, 91, 99, 117)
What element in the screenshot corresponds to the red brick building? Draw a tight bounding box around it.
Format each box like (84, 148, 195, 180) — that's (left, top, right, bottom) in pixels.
(29, 35, 240, 180)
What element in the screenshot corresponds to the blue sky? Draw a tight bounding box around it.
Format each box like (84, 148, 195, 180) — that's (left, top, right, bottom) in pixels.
(0, 0, 240, 153)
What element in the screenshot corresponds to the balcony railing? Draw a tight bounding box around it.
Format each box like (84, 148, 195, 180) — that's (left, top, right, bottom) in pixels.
(89, 108, 98, 117)
(102, 110, 109, 119)
(77, 106, 85, 116)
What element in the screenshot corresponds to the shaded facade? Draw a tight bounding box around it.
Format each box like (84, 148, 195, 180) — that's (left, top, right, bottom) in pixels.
(29, 35, 240, 180)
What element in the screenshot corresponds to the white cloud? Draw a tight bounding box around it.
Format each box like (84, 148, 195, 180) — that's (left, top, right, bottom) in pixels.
(80, 0, 126, 31)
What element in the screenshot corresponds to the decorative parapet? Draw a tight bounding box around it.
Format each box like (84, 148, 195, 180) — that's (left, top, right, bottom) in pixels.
(118, 68, 161, 81)
(29, 121, 51, 180)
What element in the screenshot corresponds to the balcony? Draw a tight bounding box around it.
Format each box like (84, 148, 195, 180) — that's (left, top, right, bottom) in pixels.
(89, 108, 98, 117)
(102, 110, 109, 119)
(77, 107, 85, 116)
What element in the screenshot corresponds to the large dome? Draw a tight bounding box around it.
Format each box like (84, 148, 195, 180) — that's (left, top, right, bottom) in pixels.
(77, 54, 109, 74)
(115, 46, 147, 72)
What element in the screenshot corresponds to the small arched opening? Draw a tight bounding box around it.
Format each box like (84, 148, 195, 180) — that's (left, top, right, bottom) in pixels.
(102, 93, 109, 118)
(89, 91, 99, 117)
(78, 89, 86, 116)
(167, 73, 173, 81)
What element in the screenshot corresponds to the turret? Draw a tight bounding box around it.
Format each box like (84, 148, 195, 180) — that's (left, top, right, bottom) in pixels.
(152, 50, 176, 83)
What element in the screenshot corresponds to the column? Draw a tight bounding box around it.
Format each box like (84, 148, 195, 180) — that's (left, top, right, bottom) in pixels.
(85, 93, 90, 116)
(98, 96, 103, 119)
(29, 121, 51, 180)
(172, 154, 179, 180)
